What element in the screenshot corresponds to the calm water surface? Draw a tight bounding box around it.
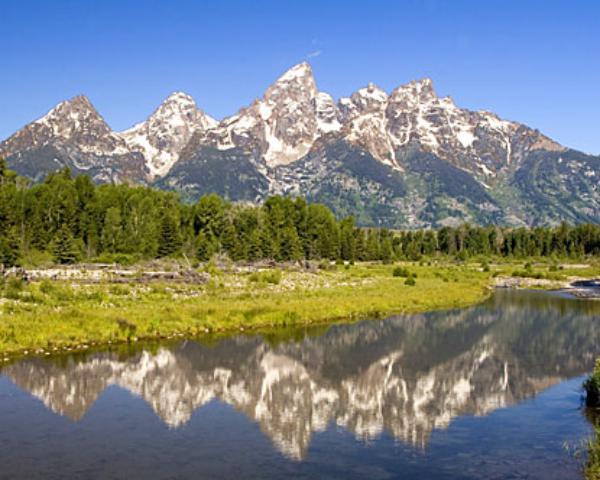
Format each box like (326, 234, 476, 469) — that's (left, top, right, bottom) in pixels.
(1, 290, 599, 479)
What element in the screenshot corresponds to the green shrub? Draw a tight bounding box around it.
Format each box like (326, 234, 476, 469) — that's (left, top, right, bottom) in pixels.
(39, 279, 55, 295)
(455, 250, 468, 262)
(3, 277, 24, 300)
(248, 269, 282, 285)
(512, 269, 544, 279)
(584, 359, 600, 407)
(203, 258, 222, 276)
(405, 275, 416, 286)
(263, 270, 282, 285)
(318, 260, 336, 271)
(393, 267, 410, 278)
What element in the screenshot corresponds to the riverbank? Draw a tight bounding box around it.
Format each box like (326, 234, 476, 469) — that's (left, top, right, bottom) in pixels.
(494, 275, 600, 298)
(0, 260, 598, 360)
(1, 262, 490, 358)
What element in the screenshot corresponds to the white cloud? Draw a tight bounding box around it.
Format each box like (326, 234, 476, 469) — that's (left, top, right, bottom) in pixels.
(307, 50, 322, 59)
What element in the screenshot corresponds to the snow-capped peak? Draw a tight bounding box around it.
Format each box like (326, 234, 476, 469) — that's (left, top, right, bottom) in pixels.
(389, 78, 437, 105)
(153, 91, 217, 130)
(15, 94, 132, 158)
(276, 62, 314, 83)
(356, 83, 388, 105)
(1, 65, 568, 189)
(201, 62, 323, 167)
(119, 92, 216, 177)
(34, 95, 111, 138)
(339, 83, 389, 122)
(266, 62, 318, 100)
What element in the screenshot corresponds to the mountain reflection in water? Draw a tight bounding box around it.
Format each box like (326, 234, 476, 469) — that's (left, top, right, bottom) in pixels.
(2, 289, 599, 461)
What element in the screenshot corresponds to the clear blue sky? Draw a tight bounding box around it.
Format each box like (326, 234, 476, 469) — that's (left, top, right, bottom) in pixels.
(2, 0, 599, 154)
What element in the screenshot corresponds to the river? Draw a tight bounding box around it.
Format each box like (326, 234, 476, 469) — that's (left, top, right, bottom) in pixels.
(1, 289, 599, 479)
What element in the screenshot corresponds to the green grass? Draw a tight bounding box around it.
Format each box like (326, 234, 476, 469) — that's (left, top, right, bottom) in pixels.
(485, 257, 600, 288)
(585, 409, 600, 480)
(0, 263, 493, 357)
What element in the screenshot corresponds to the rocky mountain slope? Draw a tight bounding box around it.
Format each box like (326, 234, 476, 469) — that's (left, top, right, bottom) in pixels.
(2, 63, 598, 228)
(0, 95, 149, 183)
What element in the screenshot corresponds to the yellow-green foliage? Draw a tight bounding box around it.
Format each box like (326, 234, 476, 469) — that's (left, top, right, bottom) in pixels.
(586, 412, 600, 480)
(0, 262, 498, 356)
(247, 269, 282, 285)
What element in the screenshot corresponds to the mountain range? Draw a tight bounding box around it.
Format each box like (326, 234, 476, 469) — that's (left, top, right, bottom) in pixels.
(1, 62, 598, 228)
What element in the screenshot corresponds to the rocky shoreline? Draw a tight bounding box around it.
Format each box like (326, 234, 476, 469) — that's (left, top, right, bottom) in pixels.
(494, 276, 600, 299)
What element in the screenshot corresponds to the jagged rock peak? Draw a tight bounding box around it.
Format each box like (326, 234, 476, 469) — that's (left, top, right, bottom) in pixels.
(34, 94, 111, 135)
(356, 83, 388, 101)
(337, 83, 387, 127)
(198, 62, 324, 167)
(145, 91, 215, 129)
(43, 94, 94, 112)
(266, 63, 318, 99)
(119, 91, 217, 177)
(145, 92, 216, 126)
(390, 77, 437, 103)
(275, 62, 314, 83)
(165, 91, 195, 102)
(1, 93, 132, 160)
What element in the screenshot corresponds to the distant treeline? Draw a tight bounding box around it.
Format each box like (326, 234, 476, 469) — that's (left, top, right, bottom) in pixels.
(0, 161, 599, 266)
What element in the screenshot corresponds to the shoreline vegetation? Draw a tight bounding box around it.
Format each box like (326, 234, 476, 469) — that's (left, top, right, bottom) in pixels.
(0, 258, 598, 360)
(585, 361, 600, 479)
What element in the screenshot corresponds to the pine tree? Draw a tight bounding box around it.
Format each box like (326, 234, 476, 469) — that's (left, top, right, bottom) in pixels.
(365, 230, 380, 261)
(0, 228, 20, 268)
(196, 230, 218, 262)
(354, 229, 366, 260)
(247, 229, 264, 261)
(380, 235, 394, 264)
(101, 207, 123, 253)
(157, 213, 182, 257)
(194, 194, 226, 237)
(0, 157, 7, 185)
(258, 225, 274, 259)
(278, 226, 303, 261)
(220, 221, 241, 259)
(339, 217, 356, 262)
(52, 225, 79, 264)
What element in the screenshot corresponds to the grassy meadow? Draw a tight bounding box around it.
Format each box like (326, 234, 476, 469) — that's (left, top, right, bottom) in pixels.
(0, 258, 598, 359)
